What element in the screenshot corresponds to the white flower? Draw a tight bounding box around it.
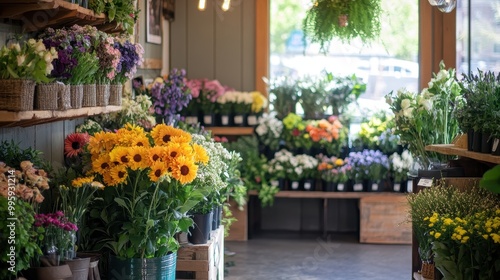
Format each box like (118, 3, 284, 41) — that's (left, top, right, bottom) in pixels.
(9, 43, 21, 52)
(402, 107, 414, 118)
(418, 98, 432, 112)
(44, 52, 53, 63)
(34, 40, 46, 53)
(45, 63, 53, 75)
(16, 55, 26, 66)
(401, 99, 411, 110)
(435, 69, 449, 82)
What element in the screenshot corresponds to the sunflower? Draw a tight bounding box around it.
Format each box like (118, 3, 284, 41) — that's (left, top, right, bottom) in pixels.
(164, 142, 193, 162)
(92, 154, 112, 174)
(71, 176, 94, 188)
(171, 155, 198, 184)
(128, 146, 150, 170)
(170, 133, 192, 144)
(109, 147, 131, 166)
(102, 172, 114, 186)
(109, 165, 128, 186)
(64, 133, 90, 158)
(192, 144, 209, 165)
(148, 161, 168, 182)
(131, 134, 151, 148)
(151, 124, 186, 146)
(148, 146, 167, 162)
(88, 131, 117, 154)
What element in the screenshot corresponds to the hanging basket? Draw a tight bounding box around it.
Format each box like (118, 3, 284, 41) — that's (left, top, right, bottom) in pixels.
(82, 84, 97, 107)
(0, 79, 36, 111)
(109, 84, 123, 105)
(35, 83, 59, 110)
(96, 84, 110, 106)
(70, 85, 84, 109)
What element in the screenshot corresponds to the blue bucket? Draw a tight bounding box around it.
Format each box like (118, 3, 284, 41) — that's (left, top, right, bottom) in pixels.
(108, 252, 177, 280)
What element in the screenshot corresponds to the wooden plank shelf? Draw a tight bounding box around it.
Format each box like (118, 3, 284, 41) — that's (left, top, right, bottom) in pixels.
(247, 190, 406, 199)
(205, 126, 254, 136)
(0, 106, 122, 127)
(0, 0, 113, 32)
(425, 144, 500, 164)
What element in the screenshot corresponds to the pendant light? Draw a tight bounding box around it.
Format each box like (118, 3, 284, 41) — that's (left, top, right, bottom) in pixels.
(197, 0, 231, 12)
(198, 0, 206, 11)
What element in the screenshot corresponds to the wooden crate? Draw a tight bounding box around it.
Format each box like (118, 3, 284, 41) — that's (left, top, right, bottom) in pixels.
(225, 199, 248, 241)
(359, 195, 412, 244)
(176, 226, 224, 280)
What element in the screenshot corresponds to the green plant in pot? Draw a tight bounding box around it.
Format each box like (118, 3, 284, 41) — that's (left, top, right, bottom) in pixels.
(303, 0, 382, 52)
(297, 75, 330, 120)
(325, 73, 366, 116)
(267, 76, 299, 120)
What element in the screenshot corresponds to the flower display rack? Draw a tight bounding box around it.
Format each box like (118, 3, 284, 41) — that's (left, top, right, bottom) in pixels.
(0, 0, 120, 32)
(176, 226, 224, 280)
(0, 106, 122, 128)
(425, 144, 500, 164)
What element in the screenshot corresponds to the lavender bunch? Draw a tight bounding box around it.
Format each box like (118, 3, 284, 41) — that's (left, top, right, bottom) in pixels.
(151, 69, 192, 124)
(347, 149, 389, 181)
(113, 39, 144, 84)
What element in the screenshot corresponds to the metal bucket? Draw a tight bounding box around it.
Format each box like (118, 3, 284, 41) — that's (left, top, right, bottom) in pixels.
(108, 252, 177, 280)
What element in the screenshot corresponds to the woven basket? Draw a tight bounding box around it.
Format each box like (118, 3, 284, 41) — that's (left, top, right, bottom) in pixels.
(421, 261, 435, 279)
(35, 83, 59, 110)
(109, 84, 123, 105)
(82, 84, 97, 107)
(58, 84, 71, 110)
(96, 84, 110, 106)
(0, 79, 36, 111)
(70, 85, 83, 109)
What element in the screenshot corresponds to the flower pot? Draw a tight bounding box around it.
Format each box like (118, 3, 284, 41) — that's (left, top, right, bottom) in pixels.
(270, 178, 286, 190)
(35, 83, 59, 110)
(467, 128, 474, 151)
(70, 85, 83, 109)
(76, 252, 101, 280)
(420, 261, 435, 279)
(233, 113, 248, 126)
(481, 132, 492, 154)
(109, 84, 123, 105)
(302, 178, 315, 191)
(353, 180, 364, 191)
(220, 113, 234, 126)
(189, 211, 213, 244)
(36, 264, 73, 280)
(82, 84, 96, 107)
(289, 180, 301, 191)
(217, 205, 222, 227)
(362, 179, 372, 192)
(322, 181, 337, 192)
(108, 253, 177, 280)
(184, 114, 199, 125)
(202, 113, 216, 126)
(95, 84, 110, 106)
(0, 79, 36, 111)
(472, 130, 482, 152)
(58, 83, 71, 110)
(492, 138, 500, 156)
(247, 114, 259, 126)
(211, 207, 218, 230)
(337, 180, 353, 192)
(63, 257, 90, 280)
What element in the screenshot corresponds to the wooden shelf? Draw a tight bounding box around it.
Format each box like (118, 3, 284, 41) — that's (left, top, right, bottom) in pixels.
(205, 126, 254, 136)
(0, 0, 121, 32)
(0, 106, 121, 127)
(425, 144, 500, 164)
(247, 190, 406, 199)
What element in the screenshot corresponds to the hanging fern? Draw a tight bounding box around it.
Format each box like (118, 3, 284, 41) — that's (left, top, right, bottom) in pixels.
(303, 0, 382, 52)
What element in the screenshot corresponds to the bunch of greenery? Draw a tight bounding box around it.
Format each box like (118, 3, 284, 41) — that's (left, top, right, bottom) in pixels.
(297, 75, 330, 119)
(325, 73, 366, 116)
(267, 76, 298, 120)
(456, 70, 500, 138)
(89, 0, 139, 35)
(406, 180, 500, 264)
(303, 0, 382, 52)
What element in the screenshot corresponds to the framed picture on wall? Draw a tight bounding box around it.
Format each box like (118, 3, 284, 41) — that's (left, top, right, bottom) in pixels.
(147, 0, 162, 44)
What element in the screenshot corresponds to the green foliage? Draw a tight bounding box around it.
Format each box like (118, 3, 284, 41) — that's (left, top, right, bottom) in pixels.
(68, 52, 99, 85)
(0, 140, 46, 169)
(326, 73, 366, 116)
(267, 76, 298, 120)
(303, 0, 382, 52)
(480, 165, 500, 194)
(0, 196, 43, 278)
(89, 0, 139, 35)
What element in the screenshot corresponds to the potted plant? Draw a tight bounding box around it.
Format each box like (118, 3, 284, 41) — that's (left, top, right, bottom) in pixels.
(347, 149, 388, 191)
(317, 154, 347, 191)
(216, 90, 237, 126)
(83, 123, 209, 279)
(326, 73, 366, 116)
(282, 113, 312, 153)
(294, 154, 319, 191)
(254, 112, 284, 159)
(302, 0, 382, 52)
(386, 61, 461, 171)
(267, 149, 294, 190)
(233, 91, 254, 126)
(389, 150, 413, 192)
(267, 76, 298, 120)
(297, 75, 330, 120)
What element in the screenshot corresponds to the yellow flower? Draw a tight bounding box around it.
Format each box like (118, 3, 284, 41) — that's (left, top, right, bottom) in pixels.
(92, 154, 112, 174)
(334, 159, 344, 166)
(171, 133, 192, 144)
(88, 131, 116, 154)
(434, 232, 441, 239)
(491, 233, 500, 244)
(461, 236, 469, 243)
(193, 144, 209, 164)
(171, 156, 197, 184)
(251, 91, 267, 113)
(149, 146, 167, 162)
(429, 223, 434, 227)
(165, 142, 192, 162)
(128, 146, 150, 170)
(109, 165, 128, 186)
(151, 124, 184, 146)
(483, 234, 489, 240)
(149, 161, 167, 182)
(72, 176, 94, 188)
(110, 147, 131, 166)
(443, 218, 453, 226)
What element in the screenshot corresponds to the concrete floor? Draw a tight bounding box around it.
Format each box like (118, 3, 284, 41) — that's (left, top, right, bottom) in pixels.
(224, 232, 412, 280)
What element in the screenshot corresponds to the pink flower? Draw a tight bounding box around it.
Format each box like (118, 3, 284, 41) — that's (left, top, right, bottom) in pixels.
(186, 79, 202, 98)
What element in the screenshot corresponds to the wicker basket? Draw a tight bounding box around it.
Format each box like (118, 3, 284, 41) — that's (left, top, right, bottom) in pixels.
(0, 79, 36, 111)
(82, 84, 97, 107)
(35, 83, 59, 110)
(109, 84, 123, 106)
(96, 84, 110, 106)
(70, 85, 83, 109)
(58, 83, 71, 110)
(421, 261, 435, 279)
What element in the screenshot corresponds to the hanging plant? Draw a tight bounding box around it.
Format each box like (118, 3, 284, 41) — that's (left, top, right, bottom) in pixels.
(303, 0, 382, 52)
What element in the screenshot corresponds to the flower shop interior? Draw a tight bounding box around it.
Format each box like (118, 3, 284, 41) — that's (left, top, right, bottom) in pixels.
(1, 0, 500, 280)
